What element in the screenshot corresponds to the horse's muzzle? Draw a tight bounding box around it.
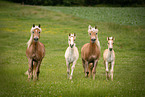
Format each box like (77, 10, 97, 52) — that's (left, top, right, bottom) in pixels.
(91, 38, 96, 43)
(109, 48, 113, 51)
(70, 44, 74, 48)
(34, 37, 39, 42)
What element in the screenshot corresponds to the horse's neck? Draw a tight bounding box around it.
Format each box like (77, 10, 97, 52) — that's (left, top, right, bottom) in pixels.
(69, 46, 74, 52)
(32, 41, 39, 51)
(107, 49, 113, 57)
(89, 39, 97, 50)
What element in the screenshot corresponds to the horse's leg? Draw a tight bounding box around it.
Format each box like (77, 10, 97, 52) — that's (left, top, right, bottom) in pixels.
(85, 61, 89, 77)
(88, 63, 93, 77)
(105, 61, 109, 80)
(33, 61, 36, 79)
(111, 61, 115, 81)
(35, 61, 41, 80)
(70, 60, 76, 80)
(66, 60, 70, 79)
(92, 60, 98, 80)
(28, 58, 33, 79)
(82, 59, 85, 73)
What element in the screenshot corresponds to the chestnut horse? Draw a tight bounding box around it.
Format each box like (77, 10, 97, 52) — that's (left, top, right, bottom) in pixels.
(65, 33, 79, 79)
(81, 25, 101, 80)
(103, 37, 115, 81)
(26, 24, 45, 80)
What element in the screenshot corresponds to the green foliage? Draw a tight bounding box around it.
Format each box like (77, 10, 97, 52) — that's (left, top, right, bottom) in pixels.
(0, 1, 145, 97)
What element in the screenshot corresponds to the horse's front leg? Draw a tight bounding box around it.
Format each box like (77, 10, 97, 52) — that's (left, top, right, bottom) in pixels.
(66, 60, 70, 79)
(111, 61, 115, 81)
(85, 61, 89, 77)
(105, 61, 109, 80)
(28, 58, 33, 79)
(92, 60, 98, 80)
(82, 59, 85, 73)
(34, 61, 41, 81)
(70, 60, 76, 80)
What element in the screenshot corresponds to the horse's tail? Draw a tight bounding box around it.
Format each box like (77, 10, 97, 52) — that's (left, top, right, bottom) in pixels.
(24, 70, 29, 75)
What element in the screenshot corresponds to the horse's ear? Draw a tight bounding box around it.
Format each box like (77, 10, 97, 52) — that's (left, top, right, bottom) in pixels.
(107, 37, 109, 41)
(88, 25, 92, 30)
(74, 33, 76, 36)
(95, 25, 97, 29)
(69, 33, 71, 36)
(33, 24, 35, 27)
(113, 37, 115, 40)
(38, 24, 41, 28)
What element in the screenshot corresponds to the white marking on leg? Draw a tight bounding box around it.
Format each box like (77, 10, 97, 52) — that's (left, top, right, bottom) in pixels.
(70, 61, 76, 79)
(111, 61, 114, 81)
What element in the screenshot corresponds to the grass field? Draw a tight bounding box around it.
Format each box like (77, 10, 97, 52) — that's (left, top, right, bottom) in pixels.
(0, 1, 145, 97)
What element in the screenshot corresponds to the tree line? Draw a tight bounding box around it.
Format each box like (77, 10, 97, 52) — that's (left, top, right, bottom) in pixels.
(7, 0, 145, 6)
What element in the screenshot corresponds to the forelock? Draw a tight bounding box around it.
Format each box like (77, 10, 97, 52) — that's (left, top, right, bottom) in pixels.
(31, 25, 42, 33)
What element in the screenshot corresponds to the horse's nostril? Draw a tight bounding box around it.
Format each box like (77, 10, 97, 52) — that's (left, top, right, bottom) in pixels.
(34, 37, 38, 41)
(91, 39, 96, 41)
(70, 44, 74, 48)
(109, 48, 113, 51)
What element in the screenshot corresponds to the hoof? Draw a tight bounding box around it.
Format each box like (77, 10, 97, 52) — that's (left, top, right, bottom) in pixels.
(69, 76, 72, 80)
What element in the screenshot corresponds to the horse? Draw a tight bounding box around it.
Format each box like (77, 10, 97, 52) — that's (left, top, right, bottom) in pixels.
(65, 33, 79, 80)
(26, 24, 45, 81)
(103, 37, 115, 81)
(81, 25, 101, 80)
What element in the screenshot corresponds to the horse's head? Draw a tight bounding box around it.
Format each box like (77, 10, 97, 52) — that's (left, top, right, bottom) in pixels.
(107, 37, 115, 51)
(88, 25, 98, 43)
(31, 24, 42, 42)
(68, 33, 76, 48)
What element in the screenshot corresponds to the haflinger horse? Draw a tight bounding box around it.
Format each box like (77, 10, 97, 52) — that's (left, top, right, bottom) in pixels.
(81, 25, 101, 80)
(65, 33, 79, 80)
(26, 24, 45, 81)
(103, 37, 115, 81)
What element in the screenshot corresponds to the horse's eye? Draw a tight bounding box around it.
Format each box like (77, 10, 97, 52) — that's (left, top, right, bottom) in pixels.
(32, 31, 34, 33)
(96, 33, 97, 35)
(89, 33, 91, 35)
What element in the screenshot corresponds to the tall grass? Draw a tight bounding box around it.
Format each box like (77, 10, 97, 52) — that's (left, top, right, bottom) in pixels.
(0, 1, 145, 97)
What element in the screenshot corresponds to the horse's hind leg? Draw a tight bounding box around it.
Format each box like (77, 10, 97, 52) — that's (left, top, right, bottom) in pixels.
(28, 58, 33, 79)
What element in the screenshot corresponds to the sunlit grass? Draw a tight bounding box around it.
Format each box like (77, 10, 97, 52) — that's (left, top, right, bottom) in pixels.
(0, 1, 145, 97)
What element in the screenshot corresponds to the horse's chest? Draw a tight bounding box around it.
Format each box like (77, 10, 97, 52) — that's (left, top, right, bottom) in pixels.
(88, 55, 97, 61)
(32, 51, 42, 61)
(67, 53, 76, 63)
(107, 55, 114, 62)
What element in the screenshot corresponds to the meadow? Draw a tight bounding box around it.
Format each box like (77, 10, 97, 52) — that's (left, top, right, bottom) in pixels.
(0, 1, 145, 97)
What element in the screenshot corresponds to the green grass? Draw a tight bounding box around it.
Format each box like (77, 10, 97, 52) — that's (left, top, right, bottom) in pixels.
(0, 1, 145, 97)
(41, 6, 145, 26)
